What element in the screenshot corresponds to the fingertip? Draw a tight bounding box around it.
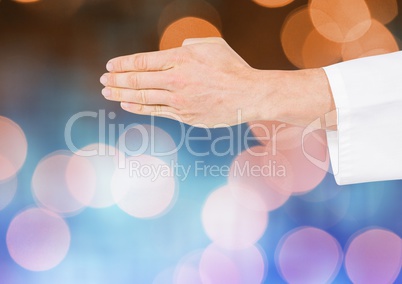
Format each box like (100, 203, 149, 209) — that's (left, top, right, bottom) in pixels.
(100, 74, 108, 85)
(101, 87, 111, 98)
(121, 102, 130, 110)
(106, 61, 114, 72)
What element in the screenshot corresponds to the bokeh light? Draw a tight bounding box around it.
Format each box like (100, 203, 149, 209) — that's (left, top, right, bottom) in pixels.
(309, 0, 372, 43)
(280, 7, 314, 68)
(248, 123, 328, 195)
(229, 145, 291, 212)
(201, 186, 268, 250)
(117, 124, 177, 165)
(365, 0, 398, 24)
(65, 151, 96, 207)
(252, 0, 294, 8)
(248, 120, 275, 146)
(152, 267, 175, 284)
(175, 266, 201, 284)
(32, 151, 85, 215)
(199, 244, 266, 284)
(277, 129, 328, 194)
(280, 6, 342, 68)
(0, 116, 27, 181)
(0, 176, 18, 211)
(345, 228, 402, 284)
(341, 19, 399, 61)
(66, 143, 118, 208)
(174, 250, 203, 284)
(159, 16, 221, 50)
(158, 0, 222, 37)
(302, 29, 342, 68)
(276, 227, 343, 283)
(111, 155, 176, 219)
(249, 121, 303, 150)
(6, 207, 71, 271)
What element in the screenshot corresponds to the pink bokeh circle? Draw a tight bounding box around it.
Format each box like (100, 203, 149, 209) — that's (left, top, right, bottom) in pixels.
(345, 228, 402, 284)
(174, 250, 204, 284)
(0, 116, 27, 181)
(111, 155, 176, 219)
(229, 145, 291, 212)
(276, 227, 343, 283)
(66, 143, 119, 208)
(32, 151, 85, 215)
(199, 243, 267, 284)
(6, 207, 71, 271)
(201, 186, 268, 250)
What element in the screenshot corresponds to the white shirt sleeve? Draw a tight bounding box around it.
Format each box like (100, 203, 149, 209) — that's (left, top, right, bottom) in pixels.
(323, 51, 402, 185)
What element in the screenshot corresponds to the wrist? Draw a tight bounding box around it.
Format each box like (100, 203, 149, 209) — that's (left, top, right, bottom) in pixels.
(245, 69, 282, 123)
(255, 68, 336, 128)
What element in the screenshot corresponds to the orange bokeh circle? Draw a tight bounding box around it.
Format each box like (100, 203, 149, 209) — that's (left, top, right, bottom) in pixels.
(309, 0, 372, 43)
(159, 17, 221, 50)
(281, 7, 313, 68)
(365, 0, 398, 24)
(342, 19, 399, 61)
(253, 0, 294, 8)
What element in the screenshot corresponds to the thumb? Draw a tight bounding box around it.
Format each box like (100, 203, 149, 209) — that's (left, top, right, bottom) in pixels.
(182, 37, 225, 46)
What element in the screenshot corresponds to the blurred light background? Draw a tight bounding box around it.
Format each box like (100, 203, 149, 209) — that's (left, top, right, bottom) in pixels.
(0, 0, 402, 283)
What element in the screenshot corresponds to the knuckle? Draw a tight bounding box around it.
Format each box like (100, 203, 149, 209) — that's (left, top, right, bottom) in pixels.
(129, 73, 139, 89)
(169, 49, 188, 67)
(138, 89, 147, 104)
(171, 94, 184, 108)
(137, 103, 144, 113)
(114, 59, 123, 71)
(113, 88, 121, 100)
(107, 74, 115, 86)
(168, 73, 185, 90)
(133, 55, 147, 71)
(154, 105, 162, 115)
(174, 50, 189, 65)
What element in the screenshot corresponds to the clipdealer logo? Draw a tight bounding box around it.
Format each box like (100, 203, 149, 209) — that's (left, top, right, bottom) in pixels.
(63, 109, 331, 180)
(64, 109, 285, 158)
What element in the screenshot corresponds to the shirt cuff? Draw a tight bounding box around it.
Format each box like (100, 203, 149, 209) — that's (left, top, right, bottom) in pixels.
(323, 51, 402, 185)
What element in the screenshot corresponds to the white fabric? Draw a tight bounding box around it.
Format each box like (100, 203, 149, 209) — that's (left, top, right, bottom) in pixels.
(323, 51, 402, 185)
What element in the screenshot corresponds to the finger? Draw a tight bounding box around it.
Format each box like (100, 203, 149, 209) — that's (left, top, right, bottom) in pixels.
(102, 87, 174, 106)
(100, 71, 172, 90)
(182, 37, 225, 46)
(120, 102, 182, 121)
(106, 48, 180, 72)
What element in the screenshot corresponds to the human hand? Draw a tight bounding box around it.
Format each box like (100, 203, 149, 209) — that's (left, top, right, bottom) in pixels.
(100, 37, 275, 127)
